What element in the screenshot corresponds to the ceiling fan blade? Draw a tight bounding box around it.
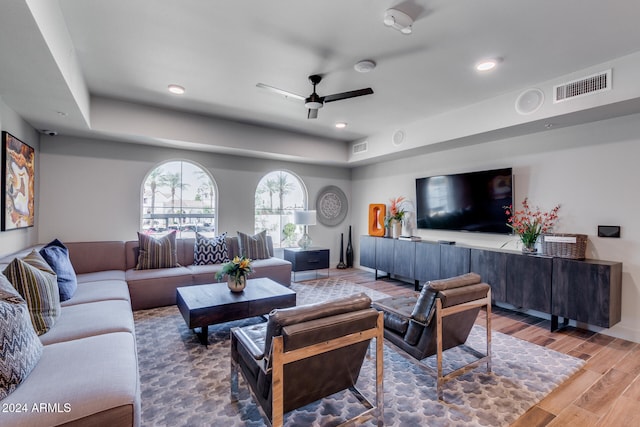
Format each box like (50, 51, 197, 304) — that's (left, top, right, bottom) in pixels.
(307, 108, 318, 119)
(323, 88, 373, 103)
(256, 83, 305, 101)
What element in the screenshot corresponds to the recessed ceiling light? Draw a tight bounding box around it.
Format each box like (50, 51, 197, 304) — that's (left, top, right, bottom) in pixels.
(354, 60, 376, 73)
(168, 84, 185, 95)
(475, 59, 499, 72)
(335, 122, 348, 129)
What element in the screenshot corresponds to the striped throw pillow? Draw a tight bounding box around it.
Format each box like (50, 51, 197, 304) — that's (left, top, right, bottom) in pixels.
(3, 250, 61, 335)
(0, 274, 43, 399)
(136, 231, 179, 270)
(237, 230, 270, 260)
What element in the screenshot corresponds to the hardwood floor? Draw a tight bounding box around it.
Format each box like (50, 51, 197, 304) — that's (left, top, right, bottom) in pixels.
(312, 268, 640, 427)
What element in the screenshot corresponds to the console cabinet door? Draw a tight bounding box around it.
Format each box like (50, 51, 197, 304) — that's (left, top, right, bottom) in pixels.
(375, 238, 395, 274)
(470, 249, 507, 302)
(552, 258, 622, 327)
(359, 236, 376, 269)
(505, 254, 552, 312)
(439, 245, 470, 279)
(415, 241, 441, 282)
(393, 239, 415, 278)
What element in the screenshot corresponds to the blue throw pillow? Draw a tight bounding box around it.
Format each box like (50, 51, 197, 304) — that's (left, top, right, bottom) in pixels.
(39, 239, 77, 301)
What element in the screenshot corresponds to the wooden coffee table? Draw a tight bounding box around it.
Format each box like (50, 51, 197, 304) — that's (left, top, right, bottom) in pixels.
(176, 277, 296, 345)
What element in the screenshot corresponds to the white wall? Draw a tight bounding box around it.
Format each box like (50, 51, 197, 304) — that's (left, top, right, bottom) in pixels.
(352, 112, 640, 343)
(37, 135, 352, 265)
(0, 97, 39, 255)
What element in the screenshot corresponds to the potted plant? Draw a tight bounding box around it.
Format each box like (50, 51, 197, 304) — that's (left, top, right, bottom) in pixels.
(385, 196, 406, 239)
(504, 197, 560, 253)
(216, 256, 254, 292)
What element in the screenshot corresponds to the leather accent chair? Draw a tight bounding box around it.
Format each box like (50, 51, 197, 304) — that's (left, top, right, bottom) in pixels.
(231, 293, 384, 427)
(372, 273, 491, 399)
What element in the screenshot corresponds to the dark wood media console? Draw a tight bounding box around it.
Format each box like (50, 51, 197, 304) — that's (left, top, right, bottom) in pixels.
(360, 235, 622, 330)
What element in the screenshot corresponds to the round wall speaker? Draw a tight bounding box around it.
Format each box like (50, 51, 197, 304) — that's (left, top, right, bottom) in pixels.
(515, 88, 544, 115)
(392, 129, 405, 146)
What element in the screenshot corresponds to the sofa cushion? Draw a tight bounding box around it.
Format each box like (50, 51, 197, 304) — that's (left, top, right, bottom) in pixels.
(194, 232, 229, 265)
(39, 300, 135, 345)
(65, 241, 126, 274)
(135, 231, 179, 270)
(0, 275, 43, 400)
(75, 269, 126, 284)
(0, 332, 140, 427)
(39, 239, 78, 301)
(3, 250, 61, 335)
(60, 280, 131, 307)
(237, 230, 270, 260)
(126, 266, 194, 310)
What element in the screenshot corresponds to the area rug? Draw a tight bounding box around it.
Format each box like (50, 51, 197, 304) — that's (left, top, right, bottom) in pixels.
(134, 278, 584, 426)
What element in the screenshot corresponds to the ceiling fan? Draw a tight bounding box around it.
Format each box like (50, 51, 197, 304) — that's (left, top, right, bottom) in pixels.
(257, 74, 373, 119)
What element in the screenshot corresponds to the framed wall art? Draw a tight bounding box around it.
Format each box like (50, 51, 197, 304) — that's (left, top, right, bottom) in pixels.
(2, 131, 35, 231)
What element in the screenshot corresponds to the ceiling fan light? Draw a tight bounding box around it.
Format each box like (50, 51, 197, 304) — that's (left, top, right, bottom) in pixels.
(335, 122, 347, 129)
(400, 26, 412, 35)
(305, 101, 323, 109)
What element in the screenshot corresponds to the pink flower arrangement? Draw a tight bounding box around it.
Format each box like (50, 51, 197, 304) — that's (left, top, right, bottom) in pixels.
(504, 197, 560, 249)
(385, 196, 406, 227)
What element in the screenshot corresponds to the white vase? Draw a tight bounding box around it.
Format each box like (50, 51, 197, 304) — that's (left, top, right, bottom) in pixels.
(392, 220, 402, 239)
(227, 275, 246, 292)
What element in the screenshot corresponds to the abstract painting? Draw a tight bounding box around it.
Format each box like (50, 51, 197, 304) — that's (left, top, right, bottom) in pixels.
(2, 131, 35, 230)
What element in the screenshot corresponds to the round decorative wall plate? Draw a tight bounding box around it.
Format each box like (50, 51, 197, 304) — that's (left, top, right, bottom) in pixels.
(316, 185, 348, 227)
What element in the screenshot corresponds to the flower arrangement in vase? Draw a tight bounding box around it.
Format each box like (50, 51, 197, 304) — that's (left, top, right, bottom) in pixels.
(216, 256, 253, 292)
(504, 197, 560, 253)
(385, 196, 406, 239)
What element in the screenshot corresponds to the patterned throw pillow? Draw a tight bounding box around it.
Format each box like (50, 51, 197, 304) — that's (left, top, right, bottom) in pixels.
(194, 232, 229, 265)
(39, 239, 78, 301)
(0, 275, 43, 400)
(237, 230, 270, 260)
(3, 250, 61, 336)
(136, 231, 179, 270)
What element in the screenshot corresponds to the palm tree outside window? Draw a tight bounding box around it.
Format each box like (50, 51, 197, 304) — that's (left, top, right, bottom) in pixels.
(141, 161, 217, 238)
(255, 171, 306, 249)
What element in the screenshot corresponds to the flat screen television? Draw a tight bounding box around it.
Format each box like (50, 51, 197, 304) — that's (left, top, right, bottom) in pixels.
(415, 167, 513, 234)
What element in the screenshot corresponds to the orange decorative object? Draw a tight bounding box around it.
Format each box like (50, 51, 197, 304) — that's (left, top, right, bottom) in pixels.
(368, 204, 386, 236)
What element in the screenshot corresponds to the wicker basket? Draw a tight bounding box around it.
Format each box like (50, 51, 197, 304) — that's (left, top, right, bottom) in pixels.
(541, 233, 587, 259)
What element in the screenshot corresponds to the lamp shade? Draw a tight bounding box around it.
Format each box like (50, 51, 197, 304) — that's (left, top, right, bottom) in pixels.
(294, 210, 317, 226)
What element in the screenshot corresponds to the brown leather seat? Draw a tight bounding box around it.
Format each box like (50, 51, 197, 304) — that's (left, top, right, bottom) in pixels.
(372, 272, 492, 399)
(231, 292, 384, 427)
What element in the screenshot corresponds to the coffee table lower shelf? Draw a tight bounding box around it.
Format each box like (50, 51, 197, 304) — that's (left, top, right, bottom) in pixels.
(176, 277, 296, 345)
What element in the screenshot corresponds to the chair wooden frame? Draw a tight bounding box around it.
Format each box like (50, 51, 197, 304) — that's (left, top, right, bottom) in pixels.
(231, 312, 385, 427)
(433, 288, 491, 399)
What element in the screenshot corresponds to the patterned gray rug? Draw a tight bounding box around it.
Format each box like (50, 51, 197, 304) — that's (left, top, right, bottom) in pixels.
(134, 278, 584, 426)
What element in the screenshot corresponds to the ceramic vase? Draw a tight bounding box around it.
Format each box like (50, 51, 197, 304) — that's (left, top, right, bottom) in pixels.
(227, 275, 246, 292)
(392, 220, 402, 239)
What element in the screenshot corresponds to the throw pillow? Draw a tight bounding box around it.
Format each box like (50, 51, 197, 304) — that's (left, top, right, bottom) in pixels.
(135, 231, 179, 270)
(194, 232, 229, 265)
(39, 239, 78, 301)
(237, 230, 270, 260)
(3, 250, 61, 335)
(0, 275, 43, 400)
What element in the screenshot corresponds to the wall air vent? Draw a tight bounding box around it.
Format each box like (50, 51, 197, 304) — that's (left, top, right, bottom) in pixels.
(553, 69, 611, 103)
(352, 140, 368, 154)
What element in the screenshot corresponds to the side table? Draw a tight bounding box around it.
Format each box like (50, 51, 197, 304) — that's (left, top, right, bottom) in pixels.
(284, 247, 330, 281)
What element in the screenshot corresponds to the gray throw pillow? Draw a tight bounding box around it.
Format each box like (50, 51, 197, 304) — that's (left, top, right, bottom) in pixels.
(0, 274, 43, 399)
(237, 230, 270, 260)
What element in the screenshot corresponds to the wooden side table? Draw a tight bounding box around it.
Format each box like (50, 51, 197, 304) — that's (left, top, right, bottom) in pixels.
(284, 247, 330, 281)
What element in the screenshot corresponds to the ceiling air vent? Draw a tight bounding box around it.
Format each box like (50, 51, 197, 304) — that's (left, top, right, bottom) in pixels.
(352, 140, 368, 154)
(553, 69, 611, 103)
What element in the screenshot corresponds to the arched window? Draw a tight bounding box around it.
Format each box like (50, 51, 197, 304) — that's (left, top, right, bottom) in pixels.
(254, 171, 306, 248)
(141, 160, 217, 238)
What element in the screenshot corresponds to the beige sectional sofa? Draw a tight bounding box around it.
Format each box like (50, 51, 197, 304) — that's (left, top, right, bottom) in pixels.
(0, 234, 291, 426)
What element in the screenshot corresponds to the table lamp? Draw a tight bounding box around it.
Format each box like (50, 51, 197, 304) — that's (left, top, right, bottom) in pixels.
(294, 210, 316, 249)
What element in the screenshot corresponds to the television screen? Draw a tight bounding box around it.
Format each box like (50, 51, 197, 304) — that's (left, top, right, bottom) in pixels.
(415, 167, 513, 234)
